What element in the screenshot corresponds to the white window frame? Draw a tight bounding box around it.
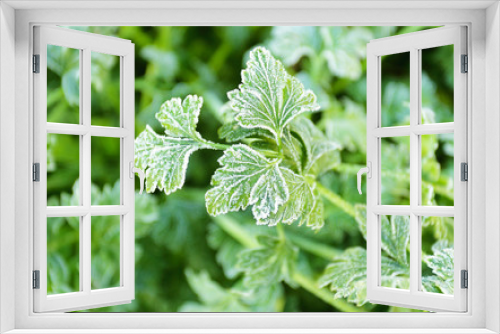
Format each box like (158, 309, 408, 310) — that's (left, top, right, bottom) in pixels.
(33, 25, 135, 313)
(366, 26, 467, 312)
(1, 1, 499, 333)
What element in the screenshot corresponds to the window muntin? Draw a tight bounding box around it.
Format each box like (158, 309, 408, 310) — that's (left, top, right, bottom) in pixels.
(366, 26, 467, 312)
(33, 25, 135, 313)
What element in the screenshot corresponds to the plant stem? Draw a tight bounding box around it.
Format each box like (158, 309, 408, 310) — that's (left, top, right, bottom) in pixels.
(213, 215, 363, 312)
(315, 182, 357, 219)
(213, 215, 259, 248)
(203, 140, 231, 151)
(292, 272, 364, 312)
(287, 233, 342, 260)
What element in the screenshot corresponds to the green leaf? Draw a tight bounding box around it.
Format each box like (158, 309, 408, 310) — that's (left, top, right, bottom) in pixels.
(181, 269, 249, 312)
(319, 247, 408, 306)
(180, 268, 284, 312)
(381, 215, 410, 265)
(206, 144, 288, 220)
(290, 117, 341, 175)
(268, 26, 322, 66)
(228, 47, 320, 141)
(218, 121, 263, 143)
(135, 125, 201, 194)
(256, 168, 315, 227)
(320, 27, 373, 80)
(207, 223, 245, 279)
(236, 235, 298, 289)
(424, 242, 454, 294)
(135, 95, 217, 195)
(155, 95, 208, 142)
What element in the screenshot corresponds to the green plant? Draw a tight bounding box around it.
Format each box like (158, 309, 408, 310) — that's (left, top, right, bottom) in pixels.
(135, 45, 454, 309)
(136, 47, 340, 230)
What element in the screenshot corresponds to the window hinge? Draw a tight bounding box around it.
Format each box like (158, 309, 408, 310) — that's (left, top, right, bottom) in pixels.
(33, 270, 40, 289)
(461, 162, 468, 181)
(33, 54, 40, 73)
(33, 163, 40, 182)
(461, 54, 468, 73)
(461, 270, 468, 289)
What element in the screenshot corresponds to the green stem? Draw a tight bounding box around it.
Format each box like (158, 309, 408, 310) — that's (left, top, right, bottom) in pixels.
(213, 216, 362, 312)
(292, 272, 364, 312)
(213, 216, 259, 248)
(287, 233, 342, 260)
(315, 182, 357, 219)
(202, 140, 231, 151)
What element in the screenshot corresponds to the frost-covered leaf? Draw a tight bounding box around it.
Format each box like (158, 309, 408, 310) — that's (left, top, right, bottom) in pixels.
(257, 168, 315, 227)
(155, 95, 209, 142)
(290, 117, 341, 176)
(218, 121, 271, 143)
(320, 27, 373, 80)
(281, 129, 304, 173)
(319, 247, 408, 306)
(135, 125, 202, 194)
(135, 95, 217, 195)
(206, 144, 288, 220)
(268, 26, 321, 66)
(381, 215, 410, 265)
(228, 47, 320, 141)
(236, 235, 298, 289)
(424, 242, 454, 294)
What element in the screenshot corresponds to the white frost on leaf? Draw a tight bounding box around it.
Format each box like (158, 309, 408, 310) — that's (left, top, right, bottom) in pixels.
(206, 144, 288, 220)
(135, 95, 215, 195)
(228, 47, 320, 141)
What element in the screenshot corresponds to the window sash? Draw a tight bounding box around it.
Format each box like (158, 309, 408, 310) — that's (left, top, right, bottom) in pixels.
(366, 26, 468, 312)
(33, 25, 135, 313)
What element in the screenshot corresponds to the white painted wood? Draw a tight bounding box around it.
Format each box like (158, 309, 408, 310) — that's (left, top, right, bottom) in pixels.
(366, 26, 467, 312)
(0, 2, 17, 333)
(9, 5, 488, 333)
(33, 25, 135, 313)
(46, 123, 129, 137)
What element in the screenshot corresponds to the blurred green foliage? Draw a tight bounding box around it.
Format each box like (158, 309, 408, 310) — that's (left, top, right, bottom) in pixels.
(46, 26, 454, 312)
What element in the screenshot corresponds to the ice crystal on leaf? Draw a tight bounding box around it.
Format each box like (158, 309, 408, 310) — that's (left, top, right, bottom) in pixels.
(135, 95, 217, 195)
(228, 47, 320, 141)
(205, 144, 288, 220)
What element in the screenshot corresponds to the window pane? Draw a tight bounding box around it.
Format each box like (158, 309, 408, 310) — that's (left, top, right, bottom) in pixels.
(47, 44, 80, 124)
(91, 52, 121, 127)
(421, 133, 454, 206)
(91, 137, 121, 205)
(47, 216, 80, 294)
(380, 215, 410, 290)
(47, 134, 80, 206)
(421, 216, 454, 295)
(91, 215, 121, 290)
(421, 45, 454, 124)
(381, 137, 410, 205)
(381, 52, 410, 127)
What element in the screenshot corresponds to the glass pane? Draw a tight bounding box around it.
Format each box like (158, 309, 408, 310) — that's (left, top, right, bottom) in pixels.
(47, 44, 80, 124)
(421, 216, 454, 295)
(47, 216, 80, 294)
(91, 137, 121, 205)
(381, 137, 410, 205)
(91, 52, 121, 127)
(381, 52, 410, 127)
(421, 133, 454, 206)
(421, 45, 454, 124)
(91, 215, 121, 290)
(47, 134, 80, 206)
(380, 215, 410, 290)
